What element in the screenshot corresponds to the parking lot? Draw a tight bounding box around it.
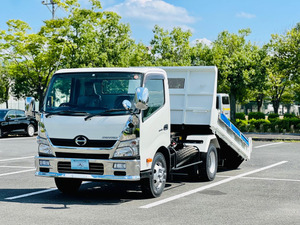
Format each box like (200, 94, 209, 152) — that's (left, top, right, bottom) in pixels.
(0, 137, 299, 225)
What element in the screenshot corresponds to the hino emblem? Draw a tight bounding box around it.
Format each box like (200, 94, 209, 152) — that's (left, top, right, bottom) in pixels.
(75, 136, 88, 146)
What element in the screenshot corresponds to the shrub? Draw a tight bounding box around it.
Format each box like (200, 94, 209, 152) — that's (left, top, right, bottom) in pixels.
(235, 119, 248, 132)
(249, 119, 270, 131)
(267, 113, 279, 119)
(284, 113, 297, 118)
(248, 112, 265, 120)
(236, 112, 246, 120)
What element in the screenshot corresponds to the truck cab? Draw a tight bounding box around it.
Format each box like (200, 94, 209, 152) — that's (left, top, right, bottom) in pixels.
(33, 68, 170, 197)
(216, 93, 230, 119)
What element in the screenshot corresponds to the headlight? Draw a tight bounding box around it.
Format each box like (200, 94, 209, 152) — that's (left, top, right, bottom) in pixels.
(113, 139, 139, 158)
(38, 143, 53, 156)
(38, 122, 47, 139)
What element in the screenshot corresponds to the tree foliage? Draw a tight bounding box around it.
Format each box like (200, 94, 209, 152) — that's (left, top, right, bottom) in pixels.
(0, 0, 299, 120)
(150, 25, 192, 66)
(211, 29, 260, 120)
(266, 23, 300, 114)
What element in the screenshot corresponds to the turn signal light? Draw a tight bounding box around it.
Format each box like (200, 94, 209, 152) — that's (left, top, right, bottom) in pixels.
(146, 158, 152, 163)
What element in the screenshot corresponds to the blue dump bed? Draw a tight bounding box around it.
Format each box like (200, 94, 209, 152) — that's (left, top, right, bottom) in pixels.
(220, 113, 249, 146)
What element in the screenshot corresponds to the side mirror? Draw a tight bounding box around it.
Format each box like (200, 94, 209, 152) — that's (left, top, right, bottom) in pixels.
(134, 87, 149, 110)
(122, 100, 132, 110)
(25, 97, 35, 117)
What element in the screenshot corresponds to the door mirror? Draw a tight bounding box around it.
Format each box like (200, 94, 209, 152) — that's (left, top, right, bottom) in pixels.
(134, 87, 149, 110)
(25, 97, 35, 117)
(122, 100, 132, 110)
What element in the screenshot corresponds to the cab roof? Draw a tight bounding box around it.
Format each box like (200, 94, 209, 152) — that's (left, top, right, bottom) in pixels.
(55, 67, 166, 75)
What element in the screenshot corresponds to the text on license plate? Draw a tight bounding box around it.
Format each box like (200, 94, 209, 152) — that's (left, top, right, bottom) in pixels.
(71, 159, 89, 170)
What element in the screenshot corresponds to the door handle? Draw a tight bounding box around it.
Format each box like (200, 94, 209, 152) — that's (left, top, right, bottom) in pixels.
(159, 124, 169, 132)
(163, 124, 168, 130)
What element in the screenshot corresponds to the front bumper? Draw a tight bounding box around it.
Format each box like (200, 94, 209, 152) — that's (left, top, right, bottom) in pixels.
(35, 156, 141, 181)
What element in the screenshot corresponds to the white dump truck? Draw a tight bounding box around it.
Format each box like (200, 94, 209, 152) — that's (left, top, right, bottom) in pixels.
(27, 66, 252, 198)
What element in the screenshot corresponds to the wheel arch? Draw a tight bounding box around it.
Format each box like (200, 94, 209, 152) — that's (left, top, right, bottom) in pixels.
(156, 146, 171, 174)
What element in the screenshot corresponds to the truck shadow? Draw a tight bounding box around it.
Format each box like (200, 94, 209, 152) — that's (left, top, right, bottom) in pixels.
(0, 181, 179, 207)
(1, 172, 233, 207)
(0, 181, 142, 207)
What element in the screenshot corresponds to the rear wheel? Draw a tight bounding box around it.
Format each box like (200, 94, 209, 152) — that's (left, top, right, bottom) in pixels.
(26, 124, 35, 137)
(141, 153, 167, 198)
(55, 178, 82, 194)
(176, 146, 199, 167)
(198, 144, 218, 181)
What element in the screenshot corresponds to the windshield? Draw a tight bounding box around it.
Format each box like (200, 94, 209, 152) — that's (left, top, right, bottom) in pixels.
(43, 72, 143, 115)
(222, 96, 229, 105)
(0, 110, 8, 119)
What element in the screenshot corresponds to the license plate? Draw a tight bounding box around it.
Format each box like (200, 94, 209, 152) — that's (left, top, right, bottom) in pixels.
(71, 159, 89, 170)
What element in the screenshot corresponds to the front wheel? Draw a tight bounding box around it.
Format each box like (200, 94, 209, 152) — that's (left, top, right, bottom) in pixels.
(55, 178, 82, 194)
(141, 152, 167, 198)
(26, 124, 35, 137)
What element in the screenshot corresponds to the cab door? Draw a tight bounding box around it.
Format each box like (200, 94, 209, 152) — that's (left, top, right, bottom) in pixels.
(5, 110, 17, 133)
(139, 74, 170, 171)
(15, 110, 28, 131)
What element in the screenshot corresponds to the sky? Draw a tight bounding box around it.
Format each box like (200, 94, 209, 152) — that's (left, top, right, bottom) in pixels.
(0, 0, 299, 46)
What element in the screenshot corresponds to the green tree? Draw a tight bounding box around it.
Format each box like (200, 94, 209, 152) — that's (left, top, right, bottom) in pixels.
(248, 46, 269, 112)
(129, 42, 153, 67)
(0, 0, 134, 104)
(40, 0, 134, 68)
(0, 20, 62, 103)
(266, 24, 300, 114)
(190, 41, 213, 66)
(150, 25, 192, 66)
(0, 63, 10, 108)
(212, 29, 260, 121)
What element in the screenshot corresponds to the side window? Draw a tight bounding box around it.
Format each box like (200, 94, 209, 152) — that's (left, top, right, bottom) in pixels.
(16, 110, 25, 118)
(6, 110, 16, 119)
(143, 79, 165, 121)
(47, 77, 72, 108)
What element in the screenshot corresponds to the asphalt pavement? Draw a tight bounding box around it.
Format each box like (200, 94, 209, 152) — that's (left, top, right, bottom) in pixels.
(245, 132, 300, 141)
(0, 136, 300, 225)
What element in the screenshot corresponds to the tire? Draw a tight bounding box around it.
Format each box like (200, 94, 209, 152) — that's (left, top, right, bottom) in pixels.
(199, 144, 218, 181)
(176, 146, 199, 167)
(0, 128, 7, 138)
(26, 124, 35, 137)
(55, 178, 82, 194)
(141, 152, 167, 198)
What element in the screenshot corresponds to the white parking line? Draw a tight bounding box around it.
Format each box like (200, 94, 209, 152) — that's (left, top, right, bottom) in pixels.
(5, 188, 57, 200)
(254, 142, 284, 149)
(139, 161, 288, 209)
(0, 166, 35, 169)
(0, 137, 35, 141)
(0, 169, 35, 177)
(5, 182, 91, 200)
(0, 156, 34, 162)
(217, 175, 300, 182)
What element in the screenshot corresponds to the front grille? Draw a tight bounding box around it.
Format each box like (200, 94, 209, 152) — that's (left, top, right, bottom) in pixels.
(57, 162, 104, 175)
(56, 152, 109, 159)
(50, 138, 116, 148)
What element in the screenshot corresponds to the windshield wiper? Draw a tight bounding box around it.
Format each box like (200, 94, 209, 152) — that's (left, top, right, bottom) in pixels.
(45, 110, 89, 118)
(84, 109, 129, 121)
